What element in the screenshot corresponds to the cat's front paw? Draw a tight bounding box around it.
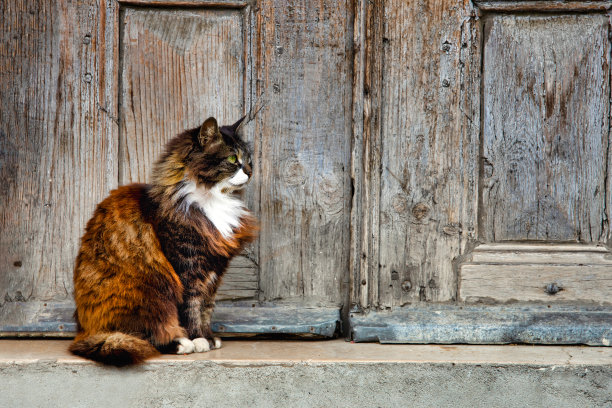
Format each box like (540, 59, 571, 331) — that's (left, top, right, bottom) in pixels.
(192, 337, 222, 352)
(175, 337, 195, 354)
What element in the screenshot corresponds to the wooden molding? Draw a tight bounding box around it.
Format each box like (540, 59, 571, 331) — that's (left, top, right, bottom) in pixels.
(117, 0, 249, 8)
(474, 1, 612, 12)
(459, 244, 612, 304)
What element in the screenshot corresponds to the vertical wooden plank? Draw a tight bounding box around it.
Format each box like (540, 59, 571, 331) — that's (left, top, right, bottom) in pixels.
(256, 0, 353, 305)
(481, 14, 610, 242)
(372, 0, 478, 306)
(0, 0, 117, 323)
(350, 0, 385, 310)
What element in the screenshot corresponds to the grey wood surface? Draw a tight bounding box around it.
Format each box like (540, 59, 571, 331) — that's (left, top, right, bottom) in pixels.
(460, 244, 612, 304)
(361, 0, 480, 307)
(0, 0, 118, 330)
(119, 7, 245, 184)
(481, 14, 610, 242)
(255, 0, 352, 306)
(475, 1, 612, 11)
(3, 0, 612, 340)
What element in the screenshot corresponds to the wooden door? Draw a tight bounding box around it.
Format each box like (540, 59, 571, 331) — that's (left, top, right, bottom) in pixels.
(349, 0, 612, 345)
(2, 0, 611, 345)
(1, 0, 352, 337)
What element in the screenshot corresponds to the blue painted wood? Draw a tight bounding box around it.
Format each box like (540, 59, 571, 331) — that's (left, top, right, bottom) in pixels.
(212, 304, 340, 338)
(350, 305, 612, 346)
(0, 301, 340, 338)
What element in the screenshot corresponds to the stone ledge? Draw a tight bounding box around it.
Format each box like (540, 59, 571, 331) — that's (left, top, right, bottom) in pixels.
(1, 340, 611, 407)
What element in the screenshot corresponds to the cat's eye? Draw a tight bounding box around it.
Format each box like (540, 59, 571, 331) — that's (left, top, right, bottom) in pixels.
(227, 155, 238, 164)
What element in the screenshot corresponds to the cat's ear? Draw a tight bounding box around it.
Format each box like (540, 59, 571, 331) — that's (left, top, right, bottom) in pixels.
(230, 116, 246, 132)
(198, 117, 220, 146)
(220, 116, 247, 140)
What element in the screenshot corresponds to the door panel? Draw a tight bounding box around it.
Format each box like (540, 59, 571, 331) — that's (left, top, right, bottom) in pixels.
(119, 5, 257, 301)
(481, 14, 610, 242)
(349, 0, 612, 345)
(119, 7, 245, 185)
(1, 0, 350, 336)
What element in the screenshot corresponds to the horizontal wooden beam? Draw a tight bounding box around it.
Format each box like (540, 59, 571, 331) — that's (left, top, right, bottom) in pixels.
(0, 301, 340, 339)
(350, 305, 612, 346)
(117, 0, 249, 8)
(474, 1, 612, 12)
(459, 244, 612, 304)
(212, 304, 341, 338)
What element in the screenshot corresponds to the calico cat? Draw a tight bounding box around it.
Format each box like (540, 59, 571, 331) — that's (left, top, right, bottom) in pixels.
(69, 117, 257, 366)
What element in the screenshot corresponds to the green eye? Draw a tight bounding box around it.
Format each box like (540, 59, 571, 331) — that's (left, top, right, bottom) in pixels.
(227, 155, 237, 164)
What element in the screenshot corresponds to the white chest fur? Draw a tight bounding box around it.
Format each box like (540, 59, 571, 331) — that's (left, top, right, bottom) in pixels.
(175, 180, 246, 238)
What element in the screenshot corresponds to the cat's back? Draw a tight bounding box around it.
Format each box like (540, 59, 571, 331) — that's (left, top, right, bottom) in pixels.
(75, 183, 179, 286)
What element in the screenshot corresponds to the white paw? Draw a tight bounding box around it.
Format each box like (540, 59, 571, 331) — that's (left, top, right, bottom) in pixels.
(214, 337, 222, 349)
(176, 337, 195, 354)
(193, 338, 211, 353)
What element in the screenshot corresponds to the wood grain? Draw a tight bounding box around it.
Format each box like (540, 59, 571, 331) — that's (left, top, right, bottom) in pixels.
(481, 14, 610, 242)
(119, 7, 245, 184)
(475, 1, 612, 12)
(371, 0, 479, 306)
(350, 0, 385, 311)
(460, 243, 612, 304)
(255, 0, 352, 306)
(0, 0, 117, 327)
(461, 265, 612, 304)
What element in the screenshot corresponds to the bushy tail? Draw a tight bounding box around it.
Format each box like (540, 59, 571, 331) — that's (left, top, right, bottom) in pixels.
(69, 332, 159, 366)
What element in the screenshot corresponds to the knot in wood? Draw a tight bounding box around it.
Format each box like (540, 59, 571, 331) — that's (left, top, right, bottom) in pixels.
(412, 203, 430, 220)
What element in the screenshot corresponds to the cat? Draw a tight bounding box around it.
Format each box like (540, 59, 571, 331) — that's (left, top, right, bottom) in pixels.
(69, 117, 257, 366)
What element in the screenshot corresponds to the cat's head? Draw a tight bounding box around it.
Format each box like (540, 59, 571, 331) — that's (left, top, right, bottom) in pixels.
(152, 116, 253, 197)
(186, 116, 253, 191)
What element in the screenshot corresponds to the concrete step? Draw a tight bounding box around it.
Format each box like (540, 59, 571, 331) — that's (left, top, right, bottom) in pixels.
(1, 339, 611, 407)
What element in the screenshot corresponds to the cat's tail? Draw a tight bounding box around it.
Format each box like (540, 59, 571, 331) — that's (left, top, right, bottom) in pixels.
(69, 332, 159, 366)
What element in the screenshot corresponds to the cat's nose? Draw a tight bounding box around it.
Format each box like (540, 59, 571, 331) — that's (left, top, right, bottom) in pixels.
(243, 165, 252, 177)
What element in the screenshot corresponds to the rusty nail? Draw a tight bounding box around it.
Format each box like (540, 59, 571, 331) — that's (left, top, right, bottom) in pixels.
(441, 79, 450, 87)
(361, 279, 367, 285)
(83, 73, 92, 83)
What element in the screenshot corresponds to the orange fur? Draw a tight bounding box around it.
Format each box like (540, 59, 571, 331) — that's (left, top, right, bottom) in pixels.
(71, 185, 186, 365)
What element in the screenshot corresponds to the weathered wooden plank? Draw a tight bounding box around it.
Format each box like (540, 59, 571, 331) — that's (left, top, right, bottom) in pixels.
(475, 1, 612, 12)
(481, 14, 610, 242)
(0, 0, 117, 331)
(350, 0, 385, 310)
(0, 302, 77, 335)
(217, 255, 259, 300)
(373, 0, 479, 306)
(119, 0, 247, 7)
(0, 301, 340, 339)
(460, 264, 612, 304)
(212, 304, 340, 338)
(350, 305, 612, 346)
(469, 244, 612, 264)
(256, 0, 352, 305)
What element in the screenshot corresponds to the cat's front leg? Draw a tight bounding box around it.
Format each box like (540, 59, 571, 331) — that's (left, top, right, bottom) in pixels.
(180, 294, 219, 353)
(201, 301, 222, 350)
